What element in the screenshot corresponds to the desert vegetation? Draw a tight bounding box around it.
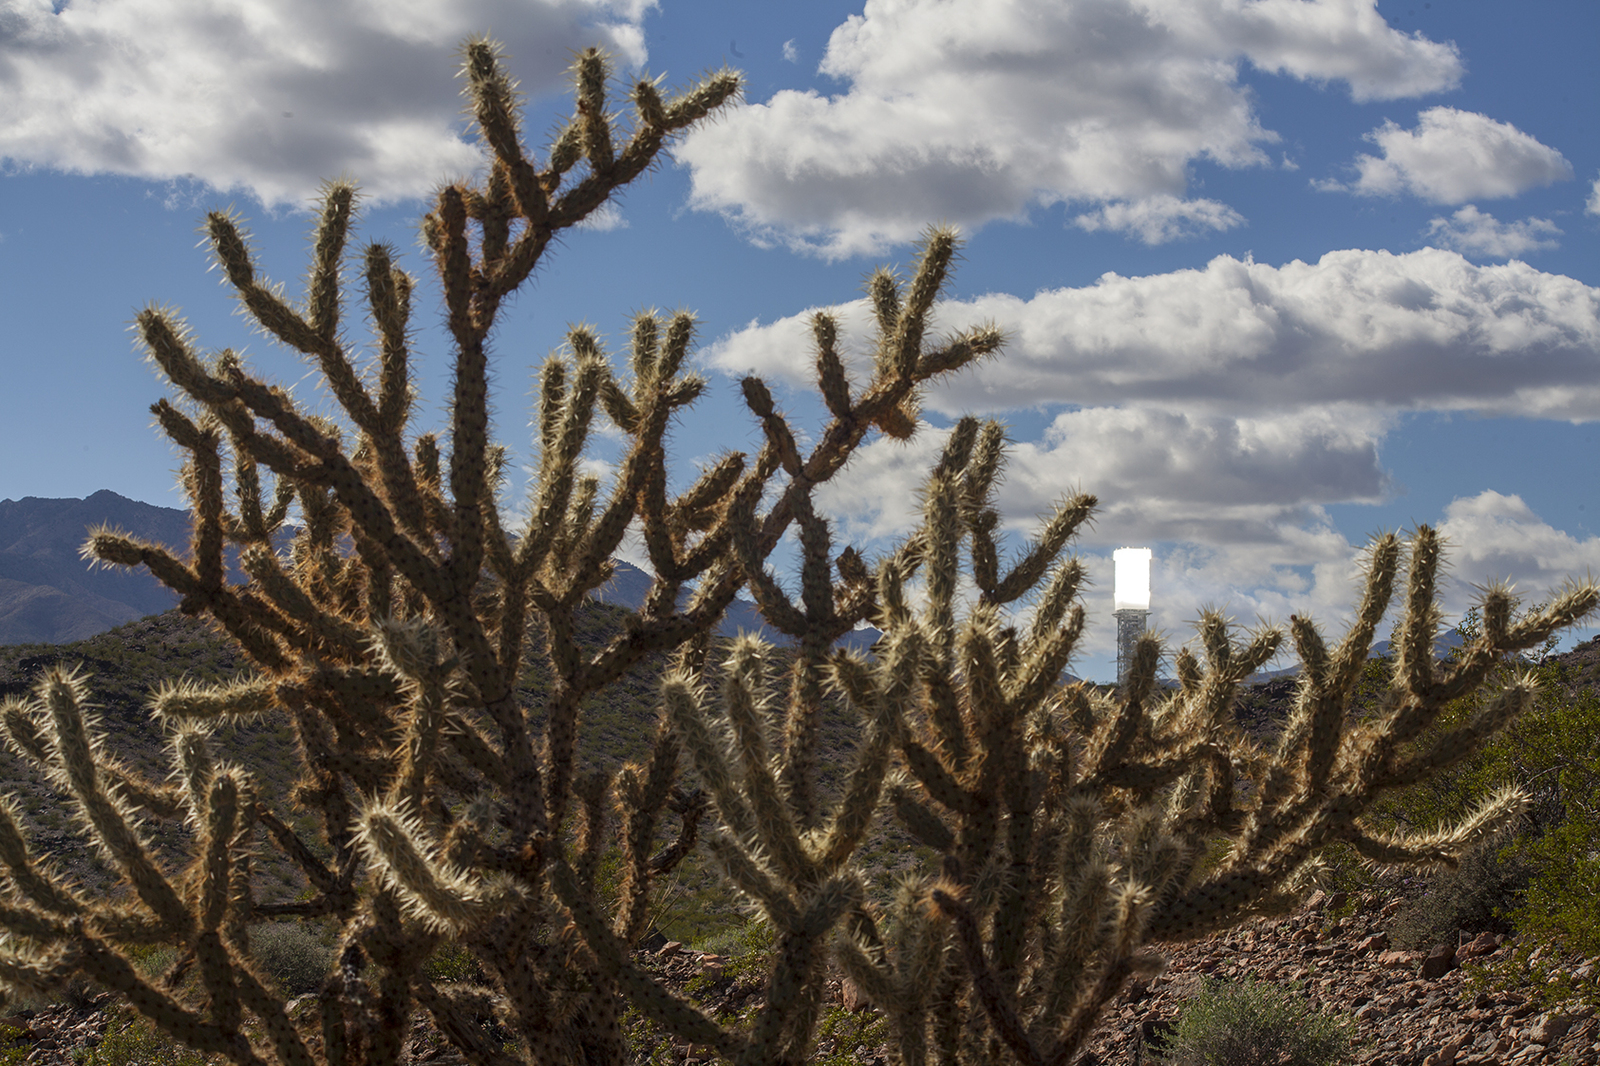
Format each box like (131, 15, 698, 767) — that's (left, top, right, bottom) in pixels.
(0, 37, 1595, 1066)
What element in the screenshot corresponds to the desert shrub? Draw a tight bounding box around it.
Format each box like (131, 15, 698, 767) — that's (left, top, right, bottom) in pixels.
(422, 940, 482, 984)
(248, 922, 335, 997)
(1388, 840, 1529, 949)
(1153, 978, 1359, 1066)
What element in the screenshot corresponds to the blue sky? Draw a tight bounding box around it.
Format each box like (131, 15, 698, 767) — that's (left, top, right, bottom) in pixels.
(2, 0, 1597, 680)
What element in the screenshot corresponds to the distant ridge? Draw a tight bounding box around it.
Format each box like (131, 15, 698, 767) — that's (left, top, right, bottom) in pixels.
(0, 490, 186, 644)
(0, 492, 883, 652)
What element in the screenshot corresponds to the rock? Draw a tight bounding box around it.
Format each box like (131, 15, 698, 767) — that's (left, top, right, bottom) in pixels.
(1165, 973, 1205, 999)
(1139, 1015, 1177, 1061)
(1459, 932, 1499, 960)
(1380, 950, 1418, 968)
(1530, 1013, 1574, 1045)
(1304, 889, 1331, 912)
(1357, 932, 1390, 955)
(1422, 944, 1458, 980)
(840, 976, 871, 1013)
(658, 940, 684, 957)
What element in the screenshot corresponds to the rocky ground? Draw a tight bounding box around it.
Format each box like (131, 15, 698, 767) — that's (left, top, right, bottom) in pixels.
(636, 888, 1600, 1066)
(1, 887, 1596, 1064)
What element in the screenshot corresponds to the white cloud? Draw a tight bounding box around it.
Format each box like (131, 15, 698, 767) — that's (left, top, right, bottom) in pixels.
(782, 39, 799, 63)
(1424, 205, 1560, 260)
(676, 0, 1460, 258)
(575, 201, 629, 231)
(1588, 174, 1600, 217)
(817, 406, 1390, 546)
(1437, 491, 1600, 604)
(1071, 195, 1245, 244)
(1327, 107, 1573, 204)
(0, 0, 653, 207)
(705, 247, 1600, 420)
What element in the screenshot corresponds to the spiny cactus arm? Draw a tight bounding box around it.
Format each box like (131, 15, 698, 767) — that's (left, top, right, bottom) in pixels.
(240, 546, 369, 655)
(988, 495, 1097, 609)
(613, 724, 681, 941)
(816, 722, 893, 875)
(208, 198, 377, 439)
(887, 776, 957, 851)
(3, 696, 186, 820)
(79, 936, 269, 1065)
(0, 797, 85, 917)
(1009, 605, 1086, 713)
(0, 942, 80, 1001)
(1037, 853, 1114, 1024)
(412, 976, 522, 1066)
(197, 367, 453, 617)
(664, 673, 757, 840)
(1376, 673, 1539, 789)
(1346, 783, 1528, 870)
(465, 44, 739, 295)
(718, 642, 809, 881)
(705, 832, 802, 929)
(462, 40, 545, 230)
(37, 669, 194, 938)
(1328, 532, 1400, 692)
(548, 859, 743, 1058)
(544, 58, 741, 234)
(226, 961, 318, 1066)
(356, 800, 522, 936)
(738, 873, 862, 1066)
(935, 888, 1047, 1066)
(1393, 525, 1446, 697)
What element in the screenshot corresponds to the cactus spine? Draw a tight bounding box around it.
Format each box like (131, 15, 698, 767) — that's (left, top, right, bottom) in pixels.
(0, 33, 1592, 1066)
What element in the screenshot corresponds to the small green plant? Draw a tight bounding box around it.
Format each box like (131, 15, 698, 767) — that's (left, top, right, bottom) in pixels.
(248, 922, 335, 997)
(1153, 978, 1359, 1066)
(81, 1009, 217, 1066)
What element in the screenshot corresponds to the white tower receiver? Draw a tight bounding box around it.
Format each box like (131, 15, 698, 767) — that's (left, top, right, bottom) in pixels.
(1113, 547, 1152, 686)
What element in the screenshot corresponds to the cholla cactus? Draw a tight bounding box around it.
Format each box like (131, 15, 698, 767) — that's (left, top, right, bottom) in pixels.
(0, 35, 1593, 1066)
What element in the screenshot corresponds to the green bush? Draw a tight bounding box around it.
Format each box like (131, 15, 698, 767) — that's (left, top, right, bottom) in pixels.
(1153, 978, 1359, 1066)
(248, 922, 334, 997)
(1388, 840, 1529, 950)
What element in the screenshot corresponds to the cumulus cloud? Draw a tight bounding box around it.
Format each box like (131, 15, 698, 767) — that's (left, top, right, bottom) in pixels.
(1424, 205, 1560, 259)
(1588, 175, 1600, 216)
(1071, 195, 1245, 244)
(676, 0, 1461, 258)
(0, 0, 652, 206)
(1326, 107, 1573, 203)
(1437, 491, 1600, 604)
(816, 407, 1390, 548)
(705, 247, 1600, 420)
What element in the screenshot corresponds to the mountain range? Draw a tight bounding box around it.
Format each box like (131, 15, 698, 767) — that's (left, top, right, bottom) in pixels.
(0, 491, 881, 652)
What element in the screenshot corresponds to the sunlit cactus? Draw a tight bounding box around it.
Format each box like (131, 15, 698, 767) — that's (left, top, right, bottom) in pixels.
(0, 33, 1594, 1066)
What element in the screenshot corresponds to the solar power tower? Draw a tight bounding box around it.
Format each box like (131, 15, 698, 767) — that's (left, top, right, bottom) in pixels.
(1113, 547, 1152, 686)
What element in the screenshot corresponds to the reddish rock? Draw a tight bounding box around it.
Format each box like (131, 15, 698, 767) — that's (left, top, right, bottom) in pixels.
(1380, 950, 1418, 968)
(658, 940, 684, 957)
(1531, 1013, 1575, 1045)
(1459, 931, 1499, 960)
(840, 976, 871, 1013)
(1421, 943, 1458, 980)
(1357, 932, 1390, 955)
